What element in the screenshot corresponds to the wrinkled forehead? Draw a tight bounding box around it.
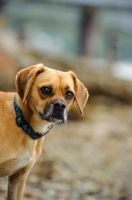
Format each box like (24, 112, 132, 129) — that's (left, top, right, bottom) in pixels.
(35, 69, 75, 91)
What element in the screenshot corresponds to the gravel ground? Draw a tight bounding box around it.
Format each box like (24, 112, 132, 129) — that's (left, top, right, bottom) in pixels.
(0, 97, 132, 200)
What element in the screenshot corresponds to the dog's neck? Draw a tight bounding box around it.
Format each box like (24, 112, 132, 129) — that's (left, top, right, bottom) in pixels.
(16, 94, 53, 135)
(16, 95, 32, 122)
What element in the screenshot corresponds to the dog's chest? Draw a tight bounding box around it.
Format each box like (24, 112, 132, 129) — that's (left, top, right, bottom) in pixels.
(15, 151, 33, 169)
(0, 151, 33, 177)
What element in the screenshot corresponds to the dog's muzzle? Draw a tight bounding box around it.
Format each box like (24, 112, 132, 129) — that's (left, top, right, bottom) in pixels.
(39, 100, 68, 124)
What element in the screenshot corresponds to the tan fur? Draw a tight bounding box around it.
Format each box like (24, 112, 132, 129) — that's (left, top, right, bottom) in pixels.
(0, 64, 88, 200)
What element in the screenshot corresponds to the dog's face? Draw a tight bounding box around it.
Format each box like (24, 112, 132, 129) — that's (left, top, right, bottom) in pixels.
(16, 64, 88, 124)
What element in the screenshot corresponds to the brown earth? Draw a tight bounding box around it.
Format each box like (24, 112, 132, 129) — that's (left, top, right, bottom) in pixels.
(0, 50, 18, 91)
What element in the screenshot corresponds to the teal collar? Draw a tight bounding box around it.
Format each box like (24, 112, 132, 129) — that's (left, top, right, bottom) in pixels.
(14, 95, 53, 140)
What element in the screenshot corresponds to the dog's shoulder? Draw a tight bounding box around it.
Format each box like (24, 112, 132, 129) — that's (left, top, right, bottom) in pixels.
(0, 91, 15, 100)
(0, 91, 15, 112)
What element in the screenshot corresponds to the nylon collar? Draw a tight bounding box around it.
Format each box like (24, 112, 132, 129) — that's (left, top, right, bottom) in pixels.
(14, 95, 53, 140)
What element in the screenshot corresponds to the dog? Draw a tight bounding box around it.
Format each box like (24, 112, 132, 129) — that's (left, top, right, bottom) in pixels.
(0, 64, 88, 200)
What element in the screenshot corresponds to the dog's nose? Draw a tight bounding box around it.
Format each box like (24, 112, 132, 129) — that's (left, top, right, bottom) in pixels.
(53, 100, 66, 111)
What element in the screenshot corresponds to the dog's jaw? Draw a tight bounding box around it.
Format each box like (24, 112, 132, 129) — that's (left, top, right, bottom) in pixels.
(29, 113, 53, 134)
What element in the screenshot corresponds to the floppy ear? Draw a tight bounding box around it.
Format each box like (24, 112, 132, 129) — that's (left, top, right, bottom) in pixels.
(15, 64, 45, 104)
(69, 71, 89, 115)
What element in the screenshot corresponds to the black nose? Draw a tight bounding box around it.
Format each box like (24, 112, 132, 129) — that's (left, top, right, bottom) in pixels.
(53, 100, 66, 111)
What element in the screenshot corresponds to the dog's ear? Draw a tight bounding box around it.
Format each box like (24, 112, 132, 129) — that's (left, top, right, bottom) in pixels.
(16, 64, 45, 104)
(69, 71, 89, 115)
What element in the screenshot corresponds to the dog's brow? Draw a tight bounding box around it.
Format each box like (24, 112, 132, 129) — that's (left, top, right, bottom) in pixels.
(39, 84, 53, 89)
(65, 85, 70, 90)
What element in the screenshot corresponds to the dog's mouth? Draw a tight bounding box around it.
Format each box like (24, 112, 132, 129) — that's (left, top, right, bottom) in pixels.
(38, 100, 68, 124)
(39, 115, 66, 124)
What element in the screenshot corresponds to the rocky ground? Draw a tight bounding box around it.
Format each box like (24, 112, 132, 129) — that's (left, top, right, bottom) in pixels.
(0, 96, 132, 200)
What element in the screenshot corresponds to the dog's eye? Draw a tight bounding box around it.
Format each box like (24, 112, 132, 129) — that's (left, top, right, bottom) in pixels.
(65, 91, 74, 100)
(40, 87, 52, 96)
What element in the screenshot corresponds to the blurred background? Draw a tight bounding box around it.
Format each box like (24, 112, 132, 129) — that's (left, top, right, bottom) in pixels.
(0, 0, 132, 200)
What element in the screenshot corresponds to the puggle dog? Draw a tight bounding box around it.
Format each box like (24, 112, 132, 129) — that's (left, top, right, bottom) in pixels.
(0, 64, 88, 200)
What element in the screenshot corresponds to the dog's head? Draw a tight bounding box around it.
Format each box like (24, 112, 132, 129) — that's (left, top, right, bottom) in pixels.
(16, 64, 89, 124)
